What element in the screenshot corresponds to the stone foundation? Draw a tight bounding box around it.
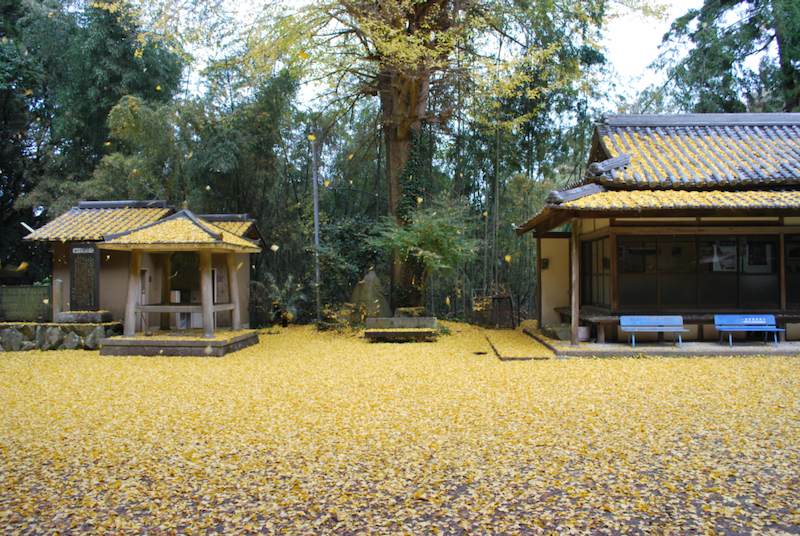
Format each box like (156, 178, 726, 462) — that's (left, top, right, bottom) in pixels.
(0, 322, 123, 352)
(54, 311, 113, 323)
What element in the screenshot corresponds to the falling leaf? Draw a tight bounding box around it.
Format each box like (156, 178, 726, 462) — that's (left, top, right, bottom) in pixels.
(271, 244, 279, 252)
(156, 85, 162, 90)
(505, 254, 512, 263)
(324, 180, 330, 187)
(348, 154, 354, 160)
(417, 197, 423, 204)
(299, 51, 309, 59)
(308, 134, 316, 141)
(24, 89, 32, 96)
(205, 185, 211, 191)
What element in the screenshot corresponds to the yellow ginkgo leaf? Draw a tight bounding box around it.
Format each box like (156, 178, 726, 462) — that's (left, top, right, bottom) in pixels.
(505, 254, 512, 263)
(308, 134, 316, 141)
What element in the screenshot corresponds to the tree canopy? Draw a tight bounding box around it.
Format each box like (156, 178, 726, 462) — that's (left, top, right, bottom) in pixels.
(652, 0, 800, 113)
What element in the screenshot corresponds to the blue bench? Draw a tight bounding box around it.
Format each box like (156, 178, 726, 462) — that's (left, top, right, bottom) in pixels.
(714, 314, 784, 348)
(620, 315, 689, 348)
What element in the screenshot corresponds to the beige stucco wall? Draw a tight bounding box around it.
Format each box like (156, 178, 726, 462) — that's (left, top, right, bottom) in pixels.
(51, 243, 70, 312)
(53, 245, 254, 330)
(540, 237, 570, 327)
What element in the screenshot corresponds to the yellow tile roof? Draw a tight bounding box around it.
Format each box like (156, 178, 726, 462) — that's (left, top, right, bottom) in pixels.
(102, 212, 260, 252)
(564, 189, 800, 211)
(25, 207, 172, 241)
(590, 114, 800, 188)
(209, 220, 252, 237)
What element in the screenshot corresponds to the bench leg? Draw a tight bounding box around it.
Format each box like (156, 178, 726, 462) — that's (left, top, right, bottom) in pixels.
(678, 334, 682, 349)
(729, 333, 733, 348)
(774, 332, 778, 348)
(597, 325, 605, 344)
(631, 333, 635, 348)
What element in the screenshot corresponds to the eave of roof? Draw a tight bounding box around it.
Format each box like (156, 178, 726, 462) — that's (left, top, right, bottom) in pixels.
(24, 202, 174, 242)
(516, 188, 800, 236)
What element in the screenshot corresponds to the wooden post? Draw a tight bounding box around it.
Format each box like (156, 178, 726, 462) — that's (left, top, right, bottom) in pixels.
(571, 218, 580, 346)
(200, 250, 214, 339)
(124, 250, 142, 337)
(160, 253, 171, 330)
(226, 252, 242, 331)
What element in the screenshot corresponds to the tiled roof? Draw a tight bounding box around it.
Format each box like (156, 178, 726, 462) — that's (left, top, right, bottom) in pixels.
(207, 220, 252, 237)
(564, 190, 800, 211)
(25, 202, 172, 241)
(101, 210, 261, 252)
(590, 114, 800, 189)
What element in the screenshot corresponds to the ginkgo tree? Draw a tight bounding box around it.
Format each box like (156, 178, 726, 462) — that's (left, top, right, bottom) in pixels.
(104, 0, 662, 308)
(257, 0, 597, 306)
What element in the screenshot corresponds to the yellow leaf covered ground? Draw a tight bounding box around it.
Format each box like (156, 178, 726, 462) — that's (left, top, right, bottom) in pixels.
(1, 323, 799, 535)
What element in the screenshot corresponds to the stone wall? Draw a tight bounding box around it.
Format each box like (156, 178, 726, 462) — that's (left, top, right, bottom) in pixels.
(0, 322, 123, 352)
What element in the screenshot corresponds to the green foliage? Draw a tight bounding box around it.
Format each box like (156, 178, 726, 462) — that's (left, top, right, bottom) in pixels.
(250, 273, 309, 325)
(317, 216, 384, 306)
(13, 0, 184, 217)
(654, 0, 800, 112)
(370, 198, 481, 296)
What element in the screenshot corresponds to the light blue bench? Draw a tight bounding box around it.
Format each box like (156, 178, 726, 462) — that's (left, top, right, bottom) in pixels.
(620, 315, 689, 348)
(714, 314, 784, 348)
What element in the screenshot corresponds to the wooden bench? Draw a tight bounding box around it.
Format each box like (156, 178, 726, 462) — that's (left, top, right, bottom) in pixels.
(714, 314, 784, 348)
(620, 315, 689, 348)
(364, 317, 437, 341)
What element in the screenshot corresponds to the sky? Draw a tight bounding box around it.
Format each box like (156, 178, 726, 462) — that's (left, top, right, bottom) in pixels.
(602, 0, 704, 93)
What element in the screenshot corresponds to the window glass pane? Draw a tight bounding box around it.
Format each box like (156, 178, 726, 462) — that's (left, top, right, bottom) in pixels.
(699, 274, 738, 307)
(658, 238, 696, 273)
(739, 236, 777, 274)
(593, 241, 600, 274)
(602, 238, 611, 274)
(619, 275, 658, 307)
(602, 275, 611, 305)
(618, 238, 657, 274)
(786, 235, 800, 306)
(739, 275, 779, 309)
(581, 275, 592, 303)
(659, 274, 697, 308)
(582, 242, 592, 274)
(699, 238, 737, 273)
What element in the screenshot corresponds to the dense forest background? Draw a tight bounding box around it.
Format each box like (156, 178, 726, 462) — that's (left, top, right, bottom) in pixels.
(2, 0, 798, 325)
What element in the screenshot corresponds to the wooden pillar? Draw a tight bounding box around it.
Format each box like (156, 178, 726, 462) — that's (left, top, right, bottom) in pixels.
(124, 250, 142, 337)
(536, 236, 542, 326)
(160, 253, 171, 330)
(571, 218, 580, 346)
(226, 252, 242, 331)
(200, 250, 214, 338)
